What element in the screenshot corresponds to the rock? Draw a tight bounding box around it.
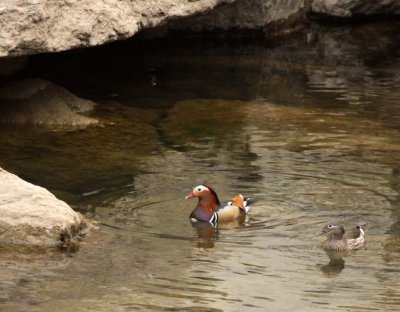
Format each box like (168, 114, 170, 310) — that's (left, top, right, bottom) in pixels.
(0, 0, 234, 57)
(1, 0, 399, 58)
(166, 0, 307, 35)
(0, 79, 98, 126)
(311, 0, 400, 18)
(0, 167, 87, 248)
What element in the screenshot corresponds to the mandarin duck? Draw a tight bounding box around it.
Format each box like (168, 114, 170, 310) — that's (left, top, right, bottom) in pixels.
(318, 222, 367, 252)
(185, 185, 255, 223)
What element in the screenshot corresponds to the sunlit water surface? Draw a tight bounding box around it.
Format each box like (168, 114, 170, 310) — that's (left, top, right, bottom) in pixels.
(0, 22, 400, 311)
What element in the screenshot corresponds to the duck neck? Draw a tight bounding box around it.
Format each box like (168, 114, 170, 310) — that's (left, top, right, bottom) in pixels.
(323, 228, 348, 251)
(196, 194, 219, 213)
(190, 194, 219, 222)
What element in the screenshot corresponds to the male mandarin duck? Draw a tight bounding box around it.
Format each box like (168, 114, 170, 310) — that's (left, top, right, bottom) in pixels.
(318, 222, 367, 252)
(185, 185, 255, 223)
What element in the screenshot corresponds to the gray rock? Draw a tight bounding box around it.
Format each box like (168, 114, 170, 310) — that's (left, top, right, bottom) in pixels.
(311, 0, 400, 17)
(1, 0, 400, 59)
(0, 167, 87, 247)
(167, 0, 306, 32)
(0, 0, 234, 57)
(0, 79, 98, 126)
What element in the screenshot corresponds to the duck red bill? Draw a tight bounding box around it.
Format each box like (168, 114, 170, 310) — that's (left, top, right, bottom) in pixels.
(185, 192, 195, 199)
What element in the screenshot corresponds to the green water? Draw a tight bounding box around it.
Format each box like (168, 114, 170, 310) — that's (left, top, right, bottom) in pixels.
(0, 21, 400, 311)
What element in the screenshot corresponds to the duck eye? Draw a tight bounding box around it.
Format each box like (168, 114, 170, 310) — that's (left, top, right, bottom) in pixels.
(197, 187, 202, 192)
(328, 224, 333, 228)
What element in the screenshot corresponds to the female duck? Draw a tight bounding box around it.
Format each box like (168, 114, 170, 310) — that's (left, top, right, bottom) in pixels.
(185, 185, 254, 223)
(318, 222, 367, 251)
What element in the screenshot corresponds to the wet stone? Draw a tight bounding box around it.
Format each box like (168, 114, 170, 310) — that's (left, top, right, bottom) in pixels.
(0, 168, 87, 248)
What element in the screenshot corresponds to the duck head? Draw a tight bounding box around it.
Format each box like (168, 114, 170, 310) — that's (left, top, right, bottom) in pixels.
(318, 222, 345, 240)
(185, 185, 220, 205)
(186, 185, 208, 199)
(185, 185, 221, 222)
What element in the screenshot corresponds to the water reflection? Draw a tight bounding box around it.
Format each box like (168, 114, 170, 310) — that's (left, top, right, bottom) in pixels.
(320, 252, 346, 276)
(0, 20, 400, 311)
(191, 214, 248, 249)
(191, 222, 218, 249)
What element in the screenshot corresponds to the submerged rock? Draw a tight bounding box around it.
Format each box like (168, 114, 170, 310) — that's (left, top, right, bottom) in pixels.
(0, 168, 87, 248)
(0, 79, 98, 126)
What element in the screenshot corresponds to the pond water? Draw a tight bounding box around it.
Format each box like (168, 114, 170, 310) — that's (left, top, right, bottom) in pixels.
(1, 21, 400, 311)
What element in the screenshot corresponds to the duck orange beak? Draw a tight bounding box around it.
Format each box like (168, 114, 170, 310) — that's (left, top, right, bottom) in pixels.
(185, 192, 195, 199)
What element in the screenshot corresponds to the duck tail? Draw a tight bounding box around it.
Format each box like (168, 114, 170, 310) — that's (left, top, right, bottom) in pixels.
(242, 197, 257, 213)
(358, 223, 368, 229)
(357, 223, 368, 236)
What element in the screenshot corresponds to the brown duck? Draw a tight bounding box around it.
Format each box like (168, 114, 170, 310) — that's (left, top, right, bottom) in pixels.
(318, 222, 367, 252)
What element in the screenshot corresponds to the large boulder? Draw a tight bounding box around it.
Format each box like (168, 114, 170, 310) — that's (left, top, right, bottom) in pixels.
(1, 0, 399, 59)
(0, 168, 87, 247)
(0, 0, 235, 57)
(0, 79, 97, 126)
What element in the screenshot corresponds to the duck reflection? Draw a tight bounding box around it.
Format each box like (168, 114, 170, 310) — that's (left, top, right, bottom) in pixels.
(191, 221, 219, 249)
(320, 251, 346, 276)
(58, 238, 81, 257)
(191, 214, 247, 249)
